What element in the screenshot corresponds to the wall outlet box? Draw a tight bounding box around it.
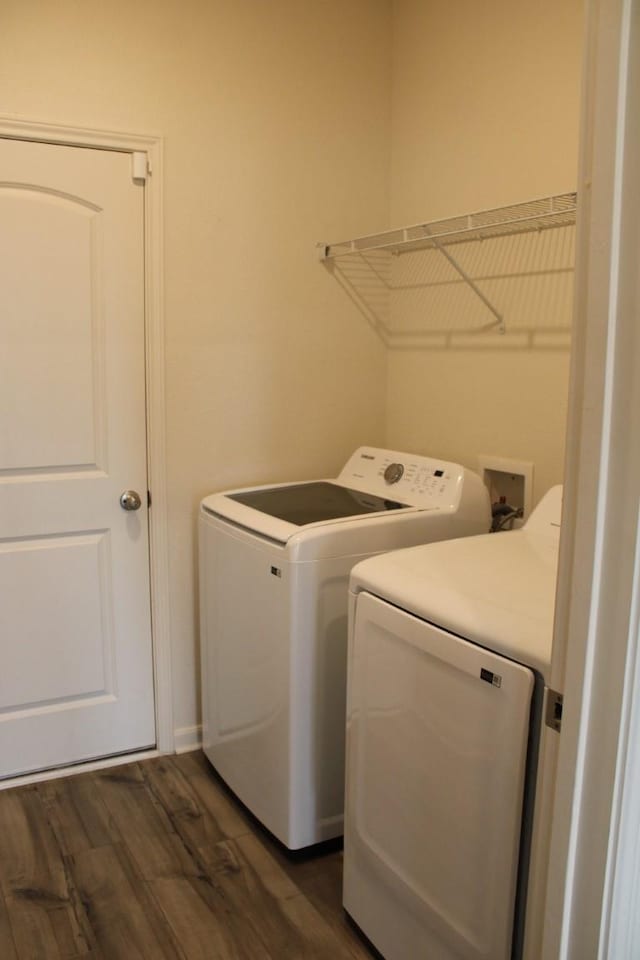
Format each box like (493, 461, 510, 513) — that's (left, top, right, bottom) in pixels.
(478, 454, 534, 525)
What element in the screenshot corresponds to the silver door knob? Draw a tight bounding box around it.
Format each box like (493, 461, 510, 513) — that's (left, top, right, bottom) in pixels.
(120, 490, 142, 511)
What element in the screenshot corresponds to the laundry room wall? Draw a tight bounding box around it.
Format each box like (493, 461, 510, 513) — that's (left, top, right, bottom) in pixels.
(384, 0, 584, 505)
(0, 0, 392, 745)
(1, 0, 585, 750)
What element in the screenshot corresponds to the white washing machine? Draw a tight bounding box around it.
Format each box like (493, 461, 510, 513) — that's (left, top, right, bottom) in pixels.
(343, 485, 562, 960)
(199, 446, 490, 850)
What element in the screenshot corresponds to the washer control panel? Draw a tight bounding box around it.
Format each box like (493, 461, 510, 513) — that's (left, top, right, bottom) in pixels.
(338, 446, 464, 508)
(383, 462, 405, 485)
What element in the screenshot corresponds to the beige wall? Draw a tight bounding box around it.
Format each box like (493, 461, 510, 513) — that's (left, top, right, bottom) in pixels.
(0, 0, 392, 739)
(385, 0, 584, 503)
(0, 0, 585, 744)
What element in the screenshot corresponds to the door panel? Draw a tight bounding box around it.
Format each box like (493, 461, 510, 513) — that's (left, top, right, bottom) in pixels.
(0, 533, 113, 709)
(0, 138, 155, 777)
(1, 187, 101, 470)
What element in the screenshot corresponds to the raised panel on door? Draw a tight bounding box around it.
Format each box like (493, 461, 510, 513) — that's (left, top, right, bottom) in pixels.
(0, 534, 114, 709)
(1, 187, 103, 471)
(0, 137, 155, 778)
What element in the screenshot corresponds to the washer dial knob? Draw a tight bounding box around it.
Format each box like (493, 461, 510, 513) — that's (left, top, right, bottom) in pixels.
(384, 462, 404, 484)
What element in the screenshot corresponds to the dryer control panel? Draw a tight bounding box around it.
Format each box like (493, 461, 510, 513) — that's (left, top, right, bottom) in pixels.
(337, 446, 468, 509)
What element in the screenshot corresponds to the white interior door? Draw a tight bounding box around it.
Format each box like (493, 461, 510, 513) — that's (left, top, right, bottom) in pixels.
(0, 137, 155, 778)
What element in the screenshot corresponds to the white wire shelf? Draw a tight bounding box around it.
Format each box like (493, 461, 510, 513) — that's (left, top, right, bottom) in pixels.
(318, 192, 577, 260)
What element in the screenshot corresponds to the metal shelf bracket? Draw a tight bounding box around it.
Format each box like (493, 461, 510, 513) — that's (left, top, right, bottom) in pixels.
(421, 226, 505, 334)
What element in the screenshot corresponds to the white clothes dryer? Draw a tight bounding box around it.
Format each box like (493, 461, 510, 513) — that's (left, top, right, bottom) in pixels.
(343, 485, 562, 960)
(199, 447, 490, 850)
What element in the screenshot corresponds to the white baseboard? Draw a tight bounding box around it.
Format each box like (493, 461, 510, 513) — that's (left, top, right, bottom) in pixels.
(173, 724, 202, 754)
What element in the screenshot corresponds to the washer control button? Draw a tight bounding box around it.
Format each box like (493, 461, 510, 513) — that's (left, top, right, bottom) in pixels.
(384, 462, 404, 484)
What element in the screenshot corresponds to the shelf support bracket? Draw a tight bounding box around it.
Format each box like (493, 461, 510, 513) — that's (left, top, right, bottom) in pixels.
(423, 229, 505, 334)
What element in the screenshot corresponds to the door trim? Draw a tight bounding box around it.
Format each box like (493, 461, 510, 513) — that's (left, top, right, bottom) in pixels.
(0, 115, 174, 754)
(542, 0, 640, 954)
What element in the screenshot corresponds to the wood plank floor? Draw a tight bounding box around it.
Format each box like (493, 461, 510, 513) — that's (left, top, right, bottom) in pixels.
(0, 752, 374, 960)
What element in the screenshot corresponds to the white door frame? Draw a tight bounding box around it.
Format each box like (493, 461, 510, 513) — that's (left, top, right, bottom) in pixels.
(542, 0, 640, 955)
(0, 116, 173, 757)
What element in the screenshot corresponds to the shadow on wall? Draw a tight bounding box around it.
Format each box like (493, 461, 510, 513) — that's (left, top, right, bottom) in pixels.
(326, 224, 575, 352)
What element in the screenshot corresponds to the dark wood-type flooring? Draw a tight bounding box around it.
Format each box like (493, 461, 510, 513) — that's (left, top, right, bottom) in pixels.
(0, 751, 374, 960)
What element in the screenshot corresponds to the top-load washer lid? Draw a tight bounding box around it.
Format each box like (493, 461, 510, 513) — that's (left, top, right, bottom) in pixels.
(350, 485, 563, 678)
(200, 446, 489, 545)
(228, 481, 407, 525)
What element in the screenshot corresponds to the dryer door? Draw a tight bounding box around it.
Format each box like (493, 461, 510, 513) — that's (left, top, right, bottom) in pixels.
(344, 591, 534, 960)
